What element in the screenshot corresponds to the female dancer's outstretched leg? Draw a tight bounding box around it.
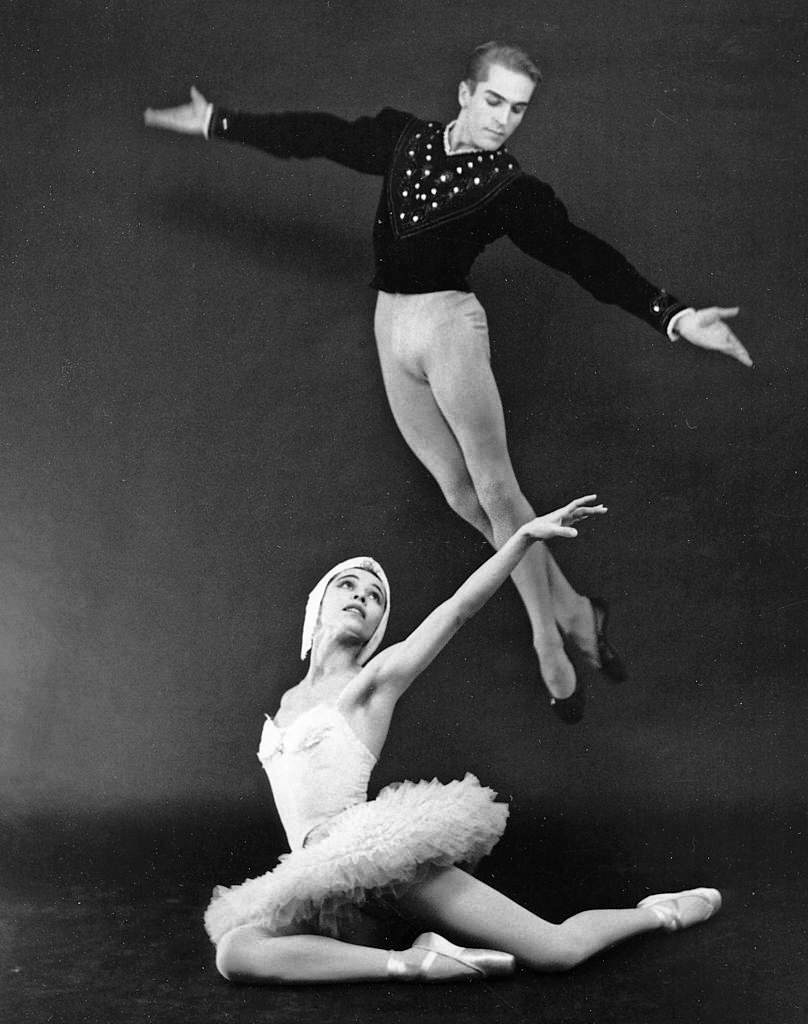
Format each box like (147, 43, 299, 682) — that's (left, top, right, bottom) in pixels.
(399, 867, 713, 972)
(216, 927, 387, 984)
(214, 868, 716, 983)
(215, 926, 480, 984)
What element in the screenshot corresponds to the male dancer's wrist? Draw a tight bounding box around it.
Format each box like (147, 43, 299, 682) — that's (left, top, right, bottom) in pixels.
(666, 307, 696, 340)
(649, 290, 689, 338)
(202, 102, 214, 139)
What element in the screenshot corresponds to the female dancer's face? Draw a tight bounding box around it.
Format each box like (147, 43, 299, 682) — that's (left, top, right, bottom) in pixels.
(318, 568, 387, 644)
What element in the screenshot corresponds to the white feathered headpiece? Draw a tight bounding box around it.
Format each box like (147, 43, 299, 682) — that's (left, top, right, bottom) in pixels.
(300, 556, 390, 665)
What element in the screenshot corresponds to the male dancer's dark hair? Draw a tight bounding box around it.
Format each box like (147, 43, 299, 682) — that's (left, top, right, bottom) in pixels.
(464, 41, 542, 88)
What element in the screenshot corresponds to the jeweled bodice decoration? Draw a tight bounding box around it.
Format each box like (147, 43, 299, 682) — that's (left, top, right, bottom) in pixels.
(387, 120, 521, 238)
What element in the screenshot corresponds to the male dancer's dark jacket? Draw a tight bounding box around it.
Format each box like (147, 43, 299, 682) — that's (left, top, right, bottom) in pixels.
(210, 106, 687, 335)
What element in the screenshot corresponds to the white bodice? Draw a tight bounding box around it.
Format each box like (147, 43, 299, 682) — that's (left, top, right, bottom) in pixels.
(257, 704, 377, 851)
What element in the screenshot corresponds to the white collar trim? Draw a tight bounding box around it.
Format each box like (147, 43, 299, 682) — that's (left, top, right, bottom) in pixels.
(443, 120, 479, 156)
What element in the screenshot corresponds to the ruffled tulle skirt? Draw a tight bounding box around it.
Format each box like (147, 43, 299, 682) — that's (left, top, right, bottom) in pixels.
(204, 773, 508, 943)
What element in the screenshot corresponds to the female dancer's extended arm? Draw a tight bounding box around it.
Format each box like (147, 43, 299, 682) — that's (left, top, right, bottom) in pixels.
(366, 495, 606, 700)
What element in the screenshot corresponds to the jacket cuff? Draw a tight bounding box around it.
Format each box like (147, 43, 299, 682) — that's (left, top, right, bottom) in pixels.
(666, 306, 695, 340)
(649, 290, 689, 336)
(207, 105, 232, 140)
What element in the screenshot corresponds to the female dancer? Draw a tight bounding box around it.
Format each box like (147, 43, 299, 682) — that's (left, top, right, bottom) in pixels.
(206, 496, 721, 984)
(143, 46, 751, 720)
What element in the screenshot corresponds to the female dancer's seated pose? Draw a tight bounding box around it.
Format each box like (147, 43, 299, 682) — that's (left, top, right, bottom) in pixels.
(206, 496, 721, 984)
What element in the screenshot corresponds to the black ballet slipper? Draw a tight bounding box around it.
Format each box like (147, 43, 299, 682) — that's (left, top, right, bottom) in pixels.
(590, 597, 627, 683)
(549, 674, 586, 725)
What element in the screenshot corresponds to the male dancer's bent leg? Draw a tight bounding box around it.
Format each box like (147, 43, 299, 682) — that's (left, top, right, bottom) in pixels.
(374, 292, 598, 699)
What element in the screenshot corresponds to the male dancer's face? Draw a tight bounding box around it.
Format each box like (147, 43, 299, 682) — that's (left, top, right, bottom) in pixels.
(456, 63, 536, 151)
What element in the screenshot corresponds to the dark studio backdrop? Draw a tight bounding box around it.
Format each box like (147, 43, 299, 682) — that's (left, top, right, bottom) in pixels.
(2, 1, 806, 1022)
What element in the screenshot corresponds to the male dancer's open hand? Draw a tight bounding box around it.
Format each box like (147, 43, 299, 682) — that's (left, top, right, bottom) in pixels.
(144, 86, 211, 135)
(674, 307, 752, 367)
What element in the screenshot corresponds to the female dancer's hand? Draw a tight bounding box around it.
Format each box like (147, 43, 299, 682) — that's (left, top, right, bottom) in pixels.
(520, 495, 607, 541)
(362, 494, 605, 700)
(144, 86, 211, 135)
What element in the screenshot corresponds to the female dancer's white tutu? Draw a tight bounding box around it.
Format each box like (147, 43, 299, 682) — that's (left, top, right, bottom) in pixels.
(204, 773, 508, 943)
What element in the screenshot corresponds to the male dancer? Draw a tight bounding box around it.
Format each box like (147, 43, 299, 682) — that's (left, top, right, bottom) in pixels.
(144, 42, 752, 720)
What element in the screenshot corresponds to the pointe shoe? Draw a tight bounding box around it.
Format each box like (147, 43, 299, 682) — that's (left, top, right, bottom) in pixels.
(387, 947, 461, 982)
(637, 887, 722, 931)
(589, 597, 627, 682)
(409, 932, 516, 978)
(386, 944, 488, 982)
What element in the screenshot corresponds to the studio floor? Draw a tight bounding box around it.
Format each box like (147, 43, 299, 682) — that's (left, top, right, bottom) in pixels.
(5, 796, 807, 1023)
